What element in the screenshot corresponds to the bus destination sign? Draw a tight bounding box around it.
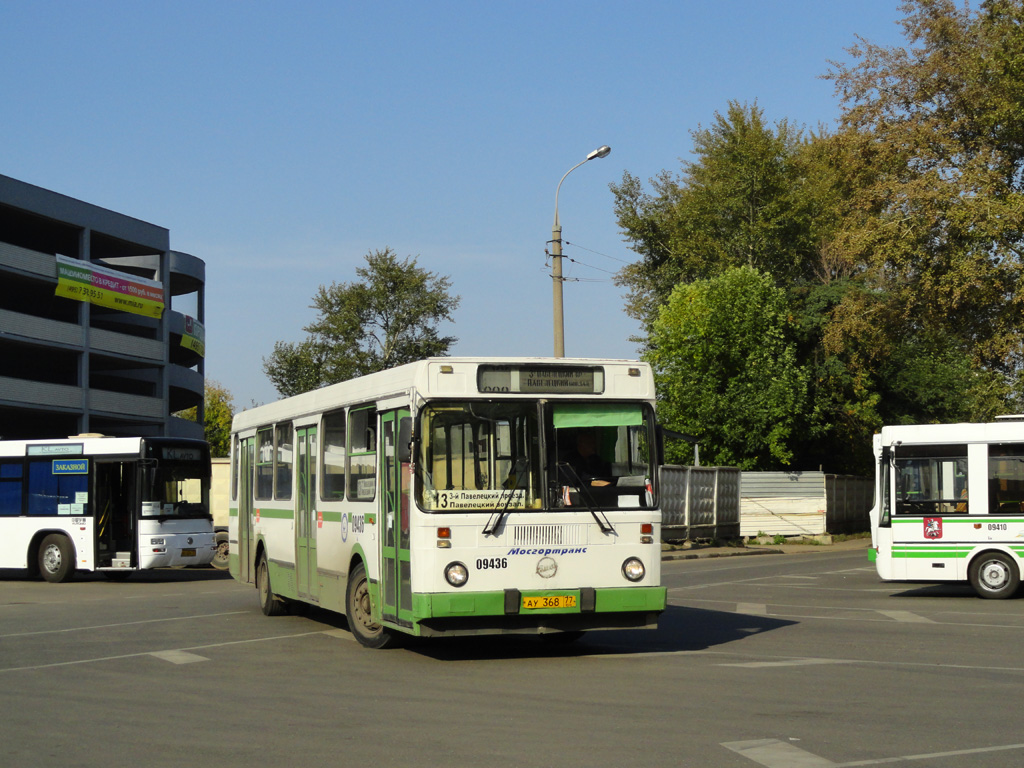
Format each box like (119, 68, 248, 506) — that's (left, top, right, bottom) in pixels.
(27, 444, 84, 456)
(477, 365, 604, 395)
(161, 447, 202, 461)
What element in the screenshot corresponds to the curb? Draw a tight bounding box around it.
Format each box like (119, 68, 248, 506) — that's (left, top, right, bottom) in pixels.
(662, 547, 783, 561)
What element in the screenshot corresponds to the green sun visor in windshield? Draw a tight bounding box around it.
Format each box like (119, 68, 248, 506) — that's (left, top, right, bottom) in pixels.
(552, 403, 643, 429)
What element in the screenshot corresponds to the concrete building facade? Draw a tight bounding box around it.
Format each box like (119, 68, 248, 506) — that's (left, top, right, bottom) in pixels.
(0, 174, 205, 440)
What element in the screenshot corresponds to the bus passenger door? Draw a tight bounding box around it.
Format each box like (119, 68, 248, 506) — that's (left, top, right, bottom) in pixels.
(94, 461, 135, 568)
(296, 426, 319, 601)
(381, 409, 413, 628)
(238, 437, 255, 584)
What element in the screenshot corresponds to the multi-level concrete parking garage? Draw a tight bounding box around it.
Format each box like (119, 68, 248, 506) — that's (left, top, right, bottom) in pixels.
(0, 174, 205, 439)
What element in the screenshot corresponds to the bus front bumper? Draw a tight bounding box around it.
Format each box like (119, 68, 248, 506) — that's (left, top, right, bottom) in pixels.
(411, 585, 667, 638)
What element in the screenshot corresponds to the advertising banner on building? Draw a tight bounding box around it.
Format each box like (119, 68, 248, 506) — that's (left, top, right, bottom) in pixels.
(55, 255, 164, 319)
(181, 315, 205, 357)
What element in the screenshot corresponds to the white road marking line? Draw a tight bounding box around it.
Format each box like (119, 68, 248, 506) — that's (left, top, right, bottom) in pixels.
(723, 738, 1024, 767)
(876, 609, 935, 623)
(722, 739, 836, 767)
(586, 649, 1024, 674)
(0, 630, 325, 673)
(0, 610, 248, 639)
(322, 629, 356, 642)
(737, 602, 768, 615)
(671, 597, 1024, 630)
(150, 650, 209, 664)
(836, 741, 1024, 765)
(718, 658, 855, 669)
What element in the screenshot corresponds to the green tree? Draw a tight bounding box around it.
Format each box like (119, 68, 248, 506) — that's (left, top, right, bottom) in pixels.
(264, 248, 461, 396)
(614, 1, 1024, 473)
(264, 338, 328, 399)
(646, 267, 809, 469)
(825, 0, 1024, 421)
(175, 380, 235, 457)
(611, 102, 831, 330)
(612, 102, 857, 469)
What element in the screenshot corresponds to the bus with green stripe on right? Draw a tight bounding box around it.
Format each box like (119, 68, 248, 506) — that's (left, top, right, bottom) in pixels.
(870, 417, 1024, 598)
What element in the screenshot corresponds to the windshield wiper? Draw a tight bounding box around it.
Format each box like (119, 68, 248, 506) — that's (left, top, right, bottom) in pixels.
(556, 463, 616, 535)
(483, 458, 529, 536)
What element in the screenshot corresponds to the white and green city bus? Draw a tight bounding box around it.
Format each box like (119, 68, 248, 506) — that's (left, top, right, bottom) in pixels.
(869, 417, 1024, 598)
(229, 357, 667, 647)
(0, 435, 218, 582)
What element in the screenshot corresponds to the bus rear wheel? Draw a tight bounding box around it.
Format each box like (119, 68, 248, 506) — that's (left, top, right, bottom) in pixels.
(257, 553, 288, 616)
(969, 551, 1020, 599)
(38, 534, 75, 583)
(346, 562, 395, 649)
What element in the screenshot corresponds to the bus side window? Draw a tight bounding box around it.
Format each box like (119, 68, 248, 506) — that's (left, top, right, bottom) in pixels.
(322, 409, 346, 500)
(879, 448, 891, 527)
(255, 427, 274, 500)
(894, 446, 968, 515)
(348, 407, 377, 501)
(231, 436, 238, 502)
(0, 461, 23, 516)
(275, 423, 293, 500)
(26, 460, 88, 516)
(989, 445, 1024, 514)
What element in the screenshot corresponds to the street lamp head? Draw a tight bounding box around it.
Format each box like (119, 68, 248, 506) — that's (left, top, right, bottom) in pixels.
(587, 145, 611, 161)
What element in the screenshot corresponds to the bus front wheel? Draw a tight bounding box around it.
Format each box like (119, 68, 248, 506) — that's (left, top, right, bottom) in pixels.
(38, 534, 75, 583)
(211, 531, 230, 571)
(346, 562, 395, 649)
(257, 554, 288, 616)
(969, 551, 1020, 599)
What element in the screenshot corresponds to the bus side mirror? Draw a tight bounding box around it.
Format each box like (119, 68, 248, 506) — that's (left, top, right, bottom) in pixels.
(398, 417, 412, 463)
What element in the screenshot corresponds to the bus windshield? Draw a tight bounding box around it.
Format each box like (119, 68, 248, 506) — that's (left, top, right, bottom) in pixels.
(140, 460, 210, 519)
(414, 400, 655, 512)
(416, 401, 542, 512)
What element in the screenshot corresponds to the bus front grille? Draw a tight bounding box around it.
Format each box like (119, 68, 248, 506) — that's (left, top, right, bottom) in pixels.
(512, 524, 585, 547)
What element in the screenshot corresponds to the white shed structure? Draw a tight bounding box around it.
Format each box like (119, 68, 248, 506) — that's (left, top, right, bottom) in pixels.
(740, 471, 872, 537)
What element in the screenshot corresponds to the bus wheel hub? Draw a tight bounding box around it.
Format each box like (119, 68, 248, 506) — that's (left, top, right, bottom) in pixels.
(983, 562, 1009, 588)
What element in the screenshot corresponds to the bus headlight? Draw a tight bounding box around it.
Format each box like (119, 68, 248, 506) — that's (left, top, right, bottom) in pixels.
(622, 557, 646, 582)
(445, 562, 469, 588)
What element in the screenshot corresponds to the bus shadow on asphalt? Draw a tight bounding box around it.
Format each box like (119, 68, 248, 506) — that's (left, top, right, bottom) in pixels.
(404, 605, 797, 661)
(887, 583, 989, 599)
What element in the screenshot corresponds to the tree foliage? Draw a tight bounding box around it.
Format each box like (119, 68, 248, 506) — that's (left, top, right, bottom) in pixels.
(824, 0, 1024, 417)
(175, 380, 235, 457)
(613, 1, 1024, 473)
(611, 102, 832, 330)
(647, 267, 809, 469)
(264, 248, 461, 397)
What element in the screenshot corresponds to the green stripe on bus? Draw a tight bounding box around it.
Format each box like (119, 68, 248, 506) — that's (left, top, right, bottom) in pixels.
(415, 591, 506, 618)
(596, 586, 667, 612)
(892, 550, 965, 559)
(254, 507, 293, 520)
(415, 586, 667, 619)
(893, 518, 1024, 524)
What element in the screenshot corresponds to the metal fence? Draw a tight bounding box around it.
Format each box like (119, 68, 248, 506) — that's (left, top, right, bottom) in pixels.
(660, 465, 741, 541)
(659, 466, 872, 541)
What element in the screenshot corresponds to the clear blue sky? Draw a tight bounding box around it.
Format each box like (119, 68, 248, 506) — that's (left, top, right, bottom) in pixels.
(1, 1, 907, 409)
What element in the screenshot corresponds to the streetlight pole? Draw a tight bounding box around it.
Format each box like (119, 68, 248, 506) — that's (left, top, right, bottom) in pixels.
(551, 145, 610, 358)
